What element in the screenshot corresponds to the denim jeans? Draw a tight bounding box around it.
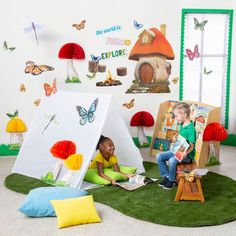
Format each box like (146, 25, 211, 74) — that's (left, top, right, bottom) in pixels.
(156, 151, 179, 182)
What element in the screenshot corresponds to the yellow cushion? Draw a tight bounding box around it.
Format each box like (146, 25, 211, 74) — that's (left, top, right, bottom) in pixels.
(50, 195, 101, 228)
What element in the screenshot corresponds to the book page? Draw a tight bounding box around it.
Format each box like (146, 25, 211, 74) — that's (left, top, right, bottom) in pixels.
(116, 175, 158, 191)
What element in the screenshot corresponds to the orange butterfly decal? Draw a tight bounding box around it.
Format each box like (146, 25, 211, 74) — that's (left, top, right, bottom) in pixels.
(123, 99, 135, 109)
(25, 61, 54, 76)
(44, 79, 57, 97)
(72, 20, 86, 30)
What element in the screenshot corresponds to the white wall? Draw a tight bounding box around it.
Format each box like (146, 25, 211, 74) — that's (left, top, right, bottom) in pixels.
(0, 0, 235, 144)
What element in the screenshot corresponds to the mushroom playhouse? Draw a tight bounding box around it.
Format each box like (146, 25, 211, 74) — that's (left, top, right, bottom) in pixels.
(127, 28, 175, 93)
(58, 43, 85, 83)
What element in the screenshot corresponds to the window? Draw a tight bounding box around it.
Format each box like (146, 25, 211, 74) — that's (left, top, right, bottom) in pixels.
(180, 9, 233, 128)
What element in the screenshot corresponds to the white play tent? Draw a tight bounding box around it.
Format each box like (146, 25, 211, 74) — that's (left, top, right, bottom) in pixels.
(12, 91, 145, 189)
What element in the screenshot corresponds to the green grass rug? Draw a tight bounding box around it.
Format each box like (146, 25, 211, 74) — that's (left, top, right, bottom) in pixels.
(4, 162, 236, 227)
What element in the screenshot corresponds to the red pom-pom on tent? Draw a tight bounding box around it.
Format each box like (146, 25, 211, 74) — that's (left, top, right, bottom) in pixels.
(50, 140, 76, 160)
(58, 43, 85, 59)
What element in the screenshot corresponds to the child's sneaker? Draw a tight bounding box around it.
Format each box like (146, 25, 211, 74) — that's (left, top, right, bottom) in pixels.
(158, 177, 168, 187)
(163, 180, 176, 189)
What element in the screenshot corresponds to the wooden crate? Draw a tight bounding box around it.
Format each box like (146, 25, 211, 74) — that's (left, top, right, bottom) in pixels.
(150, 100, 221, 168)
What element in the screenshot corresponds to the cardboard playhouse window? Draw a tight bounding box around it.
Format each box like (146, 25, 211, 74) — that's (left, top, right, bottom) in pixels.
(12, 91, 145, 189)
(150, 100, 220, 168)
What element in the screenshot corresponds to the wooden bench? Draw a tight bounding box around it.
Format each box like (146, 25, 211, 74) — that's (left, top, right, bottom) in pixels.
(175, 162, 205, 203)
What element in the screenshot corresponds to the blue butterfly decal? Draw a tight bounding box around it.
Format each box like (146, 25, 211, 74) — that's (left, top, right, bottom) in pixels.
(90, 54, 101, 62)
(134, 20, 143, 30)
(76, 98, 98, 125)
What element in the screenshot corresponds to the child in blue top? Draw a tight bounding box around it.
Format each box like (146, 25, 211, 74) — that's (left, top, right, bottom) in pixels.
(157, 102, 196, 189)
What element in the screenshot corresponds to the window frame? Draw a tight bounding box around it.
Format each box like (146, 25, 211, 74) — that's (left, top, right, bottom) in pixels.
(179, 8, 233, 128)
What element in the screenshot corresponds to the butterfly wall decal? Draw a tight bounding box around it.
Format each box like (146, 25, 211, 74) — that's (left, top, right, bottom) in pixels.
(86, 72, 96, 80)
(25, 61, 54, 76)
(90, 54, 101, 62)
(123, 99, 135, 109)
(203, 67, 213, 75)
(44, 78, 57, 97)
(194, 18, 208, 31)
(186, 44, 199, 61)
(134, 20, 143, 29)
(172, 77, 179, 84)
(72, 20, 86, 30)
(3, 41, 15, 53)
(76, 98, 98, 125)
(34, 99, 41, 106)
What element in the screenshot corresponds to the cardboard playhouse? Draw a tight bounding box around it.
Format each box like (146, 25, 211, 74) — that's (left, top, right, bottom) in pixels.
(150, 100, 221, 168)
(12, 91, 145, 189)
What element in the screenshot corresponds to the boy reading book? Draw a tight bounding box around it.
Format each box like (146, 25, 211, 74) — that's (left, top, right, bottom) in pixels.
(156, 102, 196, 189)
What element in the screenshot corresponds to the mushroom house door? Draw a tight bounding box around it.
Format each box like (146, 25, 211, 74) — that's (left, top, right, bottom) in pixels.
(139, 62, 154, 83)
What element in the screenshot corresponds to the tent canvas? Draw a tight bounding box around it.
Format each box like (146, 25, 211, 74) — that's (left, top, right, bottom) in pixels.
(12, 91, 145, 188)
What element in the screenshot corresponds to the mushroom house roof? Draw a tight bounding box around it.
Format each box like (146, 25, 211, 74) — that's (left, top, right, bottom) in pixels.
(58, 43, 85, 59)
(129, 28, 175, 61)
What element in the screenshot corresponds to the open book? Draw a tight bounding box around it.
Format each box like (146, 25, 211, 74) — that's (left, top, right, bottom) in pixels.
(115, 175, 158, 191)
(171, 134, 189, 162)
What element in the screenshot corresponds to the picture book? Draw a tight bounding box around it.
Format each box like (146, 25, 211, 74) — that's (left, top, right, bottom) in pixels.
(153, 138, 171, 151)
(171, 134, 189, 162)
(116, 175, 158, 191)
(166, 129, 179, 140)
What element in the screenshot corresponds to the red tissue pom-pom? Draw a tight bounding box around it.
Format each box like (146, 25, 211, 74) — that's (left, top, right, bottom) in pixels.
(50, 140, 76, 159)
(58, 43, 85, 59)
(203, 122, 227, 142)
(130, 111, 154, 127)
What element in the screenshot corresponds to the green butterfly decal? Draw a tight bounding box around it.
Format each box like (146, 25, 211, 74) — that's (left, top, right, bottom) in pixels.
(194, 18, 208, 31)
(3, 41, 16, 53)
(203, 67, 213, 75)
(86, 72, 96, 80)
(6, 110, 18, 119)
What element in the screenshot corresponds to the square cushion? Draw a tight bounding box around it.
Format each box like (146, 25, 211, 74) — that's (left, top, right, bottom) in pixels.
(18, 187, 88, 217)
(50, 195, 101, 228)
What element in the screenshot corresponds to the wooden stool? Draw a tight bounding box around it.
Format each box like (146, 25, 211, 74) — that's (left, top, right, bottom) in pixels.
(176, 162, 197, 182)
(175, 173, 205, 203)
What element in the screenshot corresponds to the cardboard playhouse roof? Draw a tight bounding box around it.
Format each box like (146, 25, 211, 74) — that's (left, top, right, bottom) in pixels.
(12, 90, 145, 189)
